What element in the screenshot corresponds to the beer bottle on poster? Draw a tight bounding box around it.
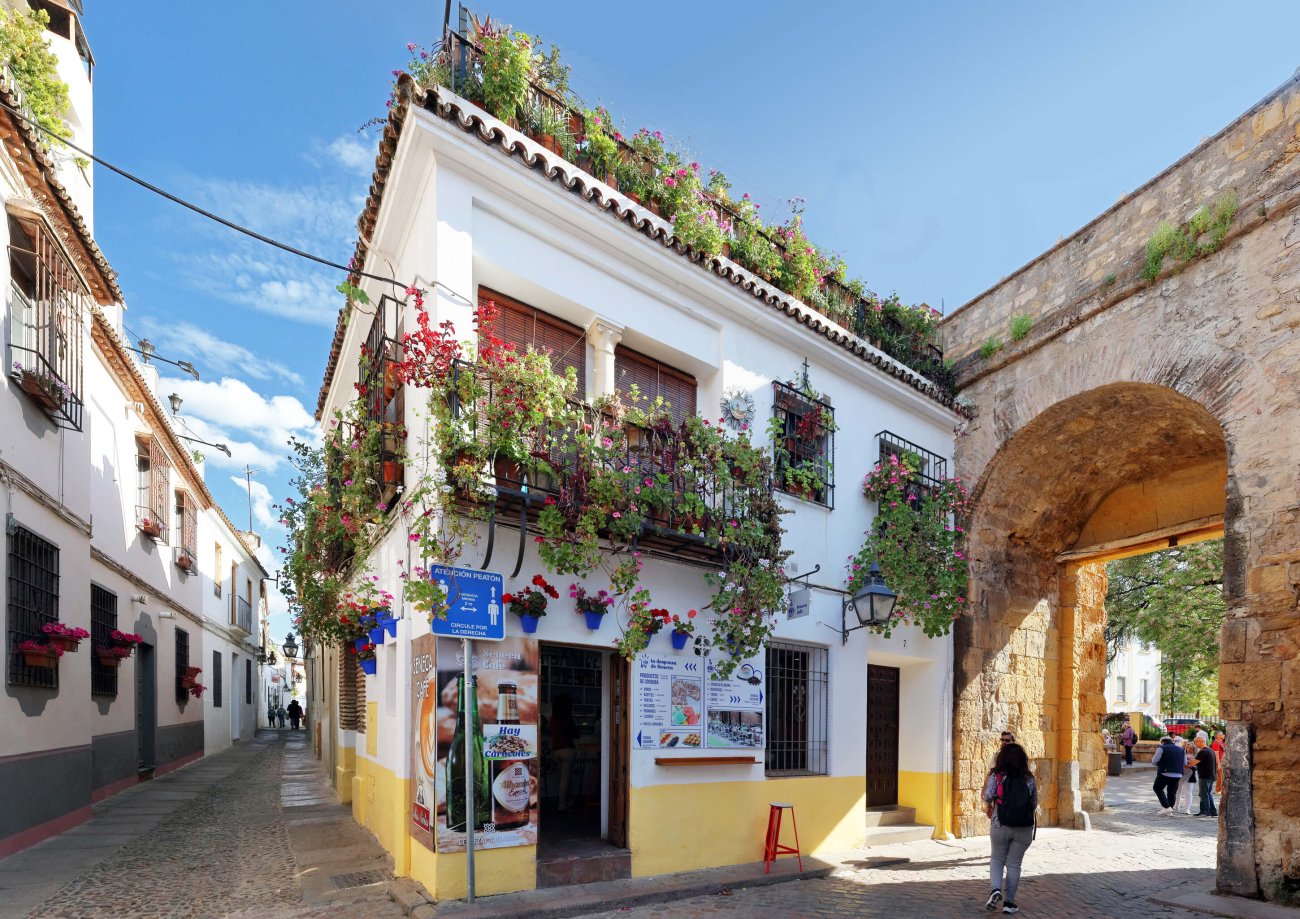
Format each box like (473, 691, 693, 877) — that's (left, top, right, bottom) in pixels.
(446, 675, 490, 833)
(489, 681, 530, 831)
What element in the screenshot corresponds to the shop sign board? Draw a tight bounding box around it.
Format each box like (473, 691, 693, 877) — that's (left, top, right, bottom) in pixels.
(427, 564, 505, 641)
(633, 649, 765, 750)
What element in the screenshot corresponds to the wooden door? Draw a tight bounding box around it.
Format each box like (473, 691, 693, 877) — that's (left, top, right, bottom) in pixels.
(866, 665, 900, 807)
(607, 654, 630, 847)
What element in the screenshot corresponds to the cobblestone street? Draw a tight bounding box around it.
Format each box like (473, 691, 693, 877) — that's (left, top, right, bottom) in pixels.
(0, 730, 403, 919)
(586, 768, 1220, 919)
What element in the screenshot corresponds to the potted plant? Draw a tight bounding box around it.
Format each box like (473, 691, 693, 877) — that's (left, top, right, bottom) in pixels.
(95, 644, 130, 668)
(366, 613, 386, 647)
(354, 641, 377, 676)
(399, 562, 450, 625)
(17, 640, 60, 668)
(175, 550, 195, 572)
(526, 98, 569, 155)
(41, 622, 88, 653)
(503, 574, 557, 634)
(669, 609, 697, 650)
(110, 631, 143, 656)
(181, 665, 202, 689)
(11, 361, 71, 413)
(139, 516, 163, 539)
(571, 583, 614, 630)
(189, 682, 206, 699)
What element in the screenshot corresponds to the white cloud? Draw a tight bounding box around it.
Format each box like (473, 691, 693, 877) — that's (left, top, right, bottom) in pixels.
(189, 178, 359, 252)
(229, 475, 281, 531)
(140, 320, 303, 387)
(165, 375, 319, 473)
(324, 134, 374, 175)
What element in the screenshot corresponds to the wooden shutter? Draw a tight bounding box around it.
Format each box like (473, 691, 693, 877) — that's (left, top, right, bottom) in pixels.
(478, 288, 586, 392)
(614, 346, 697, 426)
(149, 439, 171, 532)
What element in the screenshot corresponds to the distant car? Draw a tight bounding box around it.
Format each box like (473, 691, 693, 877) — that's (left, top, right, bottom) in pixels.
(1165, 718, 1204, 738)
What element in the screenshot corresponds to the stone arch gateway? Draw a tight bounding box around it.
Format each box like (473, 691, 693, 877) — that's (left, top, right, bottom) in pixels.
(941, 74, 1300, 903)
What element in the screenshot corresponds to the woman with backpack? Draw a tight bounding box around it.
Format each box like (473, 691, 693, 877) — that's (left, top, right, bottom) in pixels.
(983, 742, 1037, 914)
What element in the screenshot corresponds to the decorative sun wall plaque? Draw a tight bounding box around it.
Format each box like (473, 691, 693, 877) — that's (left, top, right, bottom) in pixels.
(720, 388, 755, 431)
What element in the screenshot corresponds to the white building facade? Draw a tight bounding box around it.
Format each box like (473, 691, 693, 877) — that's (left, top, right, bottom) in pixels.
(1105, 641, 1162, 720)
(307, 73, 960, 899)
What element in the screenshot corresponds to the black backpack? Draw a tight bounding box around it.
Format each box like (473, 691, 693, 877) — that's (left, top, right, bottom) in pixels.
(996, 773, 1035, 827)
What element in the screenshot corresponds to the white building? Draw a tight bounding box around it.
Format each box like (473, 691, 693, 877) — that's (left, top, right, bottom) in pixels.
(1105, 641, 1162, 719)
(0, 0, 265, 857)
(304, 61, 961, 898)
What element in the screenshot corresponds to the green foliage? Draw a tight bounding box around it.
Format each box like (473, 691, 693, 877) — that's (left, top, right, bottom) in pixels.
(0, 6, 72, 148)
(978, 337, 1003, 360)
(1103, 274, 1118, 286)
(480, 29, 534, 123)
(852, 453, 970, 638)
(1010, 313, 1033, 341)
(582, 107, 618, 179)
(1105, 540, 1225, 716)
(1141, 190, 1237, 281)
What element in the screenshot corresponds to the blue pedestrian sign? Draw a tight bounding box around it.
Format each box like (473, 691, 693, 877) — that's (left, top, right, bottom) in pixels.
(427, 565, 505, 642)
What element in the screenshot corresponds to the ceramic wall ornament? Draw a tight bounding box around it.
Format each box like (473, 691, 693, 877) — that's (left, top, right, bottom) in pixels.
(719, 387, 755, 431)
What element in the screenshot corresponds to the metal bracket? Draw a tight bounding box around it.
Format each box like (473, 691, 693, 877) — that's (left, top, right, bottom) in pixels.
(478, 498, 497, 570)
(786, 564, 821, 585)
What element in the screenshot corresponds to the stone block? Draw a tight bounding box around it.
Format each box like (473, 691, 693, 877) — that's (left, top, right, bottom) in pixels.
(1220, 618, 1249, 664)
(1247, 563, 1290, 596)
(1220, 661, 1282, 701)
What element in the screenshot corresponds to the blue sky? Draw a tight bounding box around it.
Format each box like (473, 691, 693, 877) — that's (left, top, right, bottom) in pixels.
(83, 2, 1300, 640)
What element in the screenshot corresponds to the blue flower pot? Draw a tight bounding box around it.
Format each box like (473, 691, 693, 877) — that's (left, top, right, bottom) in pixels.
(520, 614, 540, 634)
(584, 610, 605, 631)
(671, 629, 690, 650)
(368, 626, 385, 646)
(353, 637, 368, 652)
(359, 659, 377, 676)
(382, 617, 398, 638)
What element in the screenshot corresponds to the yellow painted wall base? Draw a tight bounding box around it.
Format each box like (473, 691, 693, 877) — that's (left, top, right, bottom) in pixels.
(629, 775, 865, 877)
(335, 745, 356, 805)
(897, 770, 952, 838)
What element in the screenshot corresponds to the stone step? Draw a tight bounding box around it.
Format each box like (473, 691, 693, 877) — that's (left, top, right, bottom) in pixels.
(864, 805, 917, 828)
(862, 824, 936, 847)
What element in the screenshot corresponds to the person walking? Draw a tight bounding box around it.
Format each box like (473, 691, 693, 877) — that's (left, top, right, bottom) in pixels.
(1212, 732, 1226, 794)
(276, 705, 287, 729)
(1120, 722, 1136, 766)
(1173, 740, 1197, 815)
(267, 703, 275, 728)
(982, 742, 1037, 914)
(1151, 735, 1185, 815)
(287, 699, 303, 730)
(1193, 736, 1218, 817)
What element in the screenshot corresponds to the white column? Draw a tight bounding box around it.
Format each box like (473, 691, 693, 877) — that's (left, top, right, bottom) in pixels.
(587, 319, 624, 401)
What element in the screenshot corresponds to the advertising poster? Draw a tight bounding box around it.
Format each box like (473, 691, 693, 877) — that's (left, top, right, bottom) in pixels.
(704, 651, 765, 749)
(632, 653, 705, 749)
(415, 636, 539, 853)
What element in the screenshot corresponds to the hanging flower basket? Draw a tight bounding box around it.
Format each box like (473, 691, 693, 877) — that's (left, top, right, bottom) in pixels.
(96, 652, 122, 669)
(353, 636, 369, 652)
(382, 616, 398, 638)
(368, 625, 386, 646)
(41, 623, 88, 654)
(139, 517, 163, 539)
(18, 643, 59, 669)
(359, 659, 377, 676)
(583, 610, 605, 631)
(110, 631, 143, 655)
(519, 614, 540, 634)
(670, 629, 690, 650)
(175, 553, 195, 572)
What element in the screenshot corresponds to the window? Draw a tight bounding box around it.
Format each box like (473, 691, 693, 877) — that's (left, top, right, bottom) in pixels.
(135, 437, 171, 542)
(175, 628, 190, 704)
(771, 381, 834, 507)
(1116, 675, 1127, 702)
(614, 345, 697, 427)
(229, 562, 238, 623)
(214, 543, 223, 597)
(174, 491, 197, 566)
(765, 641, 829, 776)
(6, 211, 87, 430)
(90, 584, 118, 697)
(479, 288, 587, 392)
(245, 658, 252, 705)
(1140, 678, 1150, 705)
(212, 650, 222, 708)
(6, 525, 60, 688)
(359, 296, 404, 498)
(876, 431, 948, 503)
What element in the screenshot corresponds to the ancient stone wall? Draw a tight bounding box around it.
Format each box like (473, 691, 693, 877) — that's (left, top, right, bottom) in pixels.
(942, 74, 1300, 903)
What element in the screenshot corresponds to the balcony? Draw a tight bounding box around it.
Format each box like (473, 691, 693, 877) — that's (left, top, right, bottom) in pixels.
(445, 360, 772, 568)
(876, 430, 948, 503)
(233, 596, 252, 634)
(135, 504, 168, 542)
(8, 284, 84, 431)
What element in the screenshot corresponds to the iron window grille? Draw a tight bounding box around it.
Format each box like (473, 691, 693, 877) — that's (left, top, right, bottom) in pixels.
(876, 431, 947, 503)
(6, 524, 60, 688)
(234, 596, 252, 634)
(245, 658, 252, 705)
(174, 628, 190, 704)
(359, 295, 405, 505)
(135, 437, 171, 542)
(6, 212, 87, 431)
(212, 649, 222, 708)
(90, 584, 118, 697)
(174, 492, 197, 570)
(214, 543, 223, 597)
(765, 641, 829, 776)
(771, 381, 834, 508)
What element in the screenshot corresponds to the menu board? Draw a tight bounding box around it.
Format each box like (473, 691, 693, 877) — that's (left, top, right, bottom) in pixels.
(633, 649, 765, 751)
(632, 654, 704, 749)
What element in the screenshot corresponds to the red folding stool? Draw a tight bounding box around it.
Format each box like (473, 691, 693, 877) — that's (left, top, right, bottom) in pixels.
(763, 802, 802, 873)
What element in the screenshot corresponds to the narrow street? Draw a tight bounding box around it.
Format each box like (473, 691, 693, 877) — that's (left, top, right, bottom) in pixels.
(0, 730, 403, 919)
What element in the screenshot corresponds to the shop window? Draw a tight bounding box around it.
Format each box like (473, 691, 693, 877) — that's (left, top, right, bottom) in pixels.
(212, 649, 223, 708)
(479, 288, 587, 392)
(6, 210, 86, 430)
(771, 381, 834, 507)
(6, 524, 60, 688)
(90, 584, 118, 697)
(765, 641, 829, 776)
(175, 628, 190, 704)
(135, 437, 170, 542)
(614, 345, 697, 427)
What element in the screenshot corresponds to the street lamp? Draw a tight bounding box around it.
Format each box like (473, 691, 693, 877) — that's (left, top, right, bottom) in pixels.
(282, 632, 299, 659)
(841, 563, 898, 644)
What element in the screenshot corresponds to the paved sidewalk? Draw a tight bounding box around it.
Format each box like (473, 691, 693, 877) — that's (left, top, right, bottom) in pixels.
(0, 729, 409, 918)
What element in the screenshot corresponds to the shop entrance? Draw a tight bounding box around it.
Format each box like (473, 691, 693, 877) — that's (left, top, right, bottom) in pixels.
(537, 643, 630, 887)
(866, 665, 900, 807)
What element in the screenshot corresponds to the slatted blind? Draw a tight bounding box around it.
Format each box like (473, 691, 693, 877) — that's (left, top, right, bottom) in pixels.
(614, 345, 697, 426)
(478, 288, 586, 392)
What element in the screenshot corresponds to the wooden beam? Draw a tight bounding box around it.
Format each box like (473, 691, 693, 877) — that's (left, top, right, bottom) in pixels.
(1057, 515, 1224, 565)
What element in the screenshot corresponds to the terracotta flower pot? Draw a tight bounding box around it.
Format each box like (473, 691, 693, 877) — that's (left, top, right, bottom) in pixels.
(96, 654, 122, 669)
(22, 649, 57, 669)
(382, 460, 402, 486)
(17, 371, 60, 411)
(45, 634, 80, 653)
